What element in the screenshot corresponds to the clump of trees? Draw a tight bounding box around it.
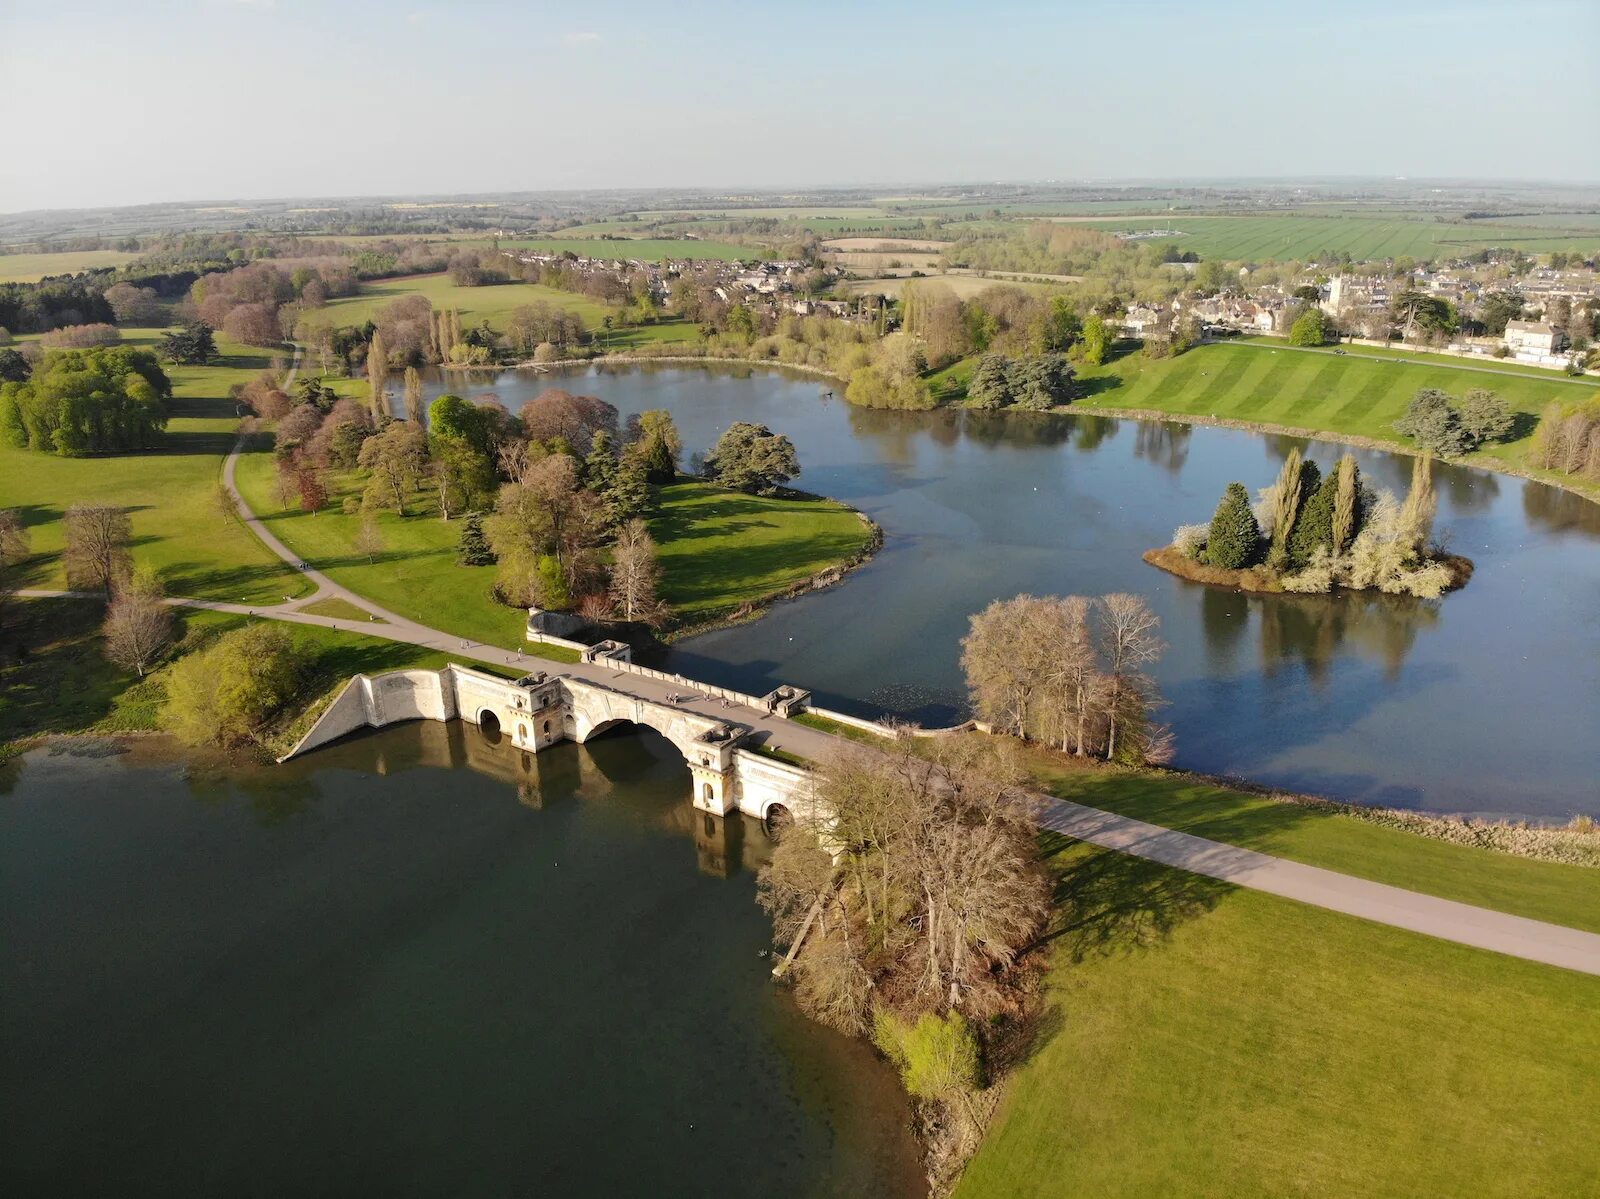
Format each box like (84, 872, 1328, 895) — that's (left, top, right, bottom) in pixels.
(161, 623, 307, 748)
(759, 736, 1050, 1183)
(962, 592, 1170, 763)
(966, 352, 1079, 410)
(0, 347, 170, 455)
(160, 321, 217, 365)
(1527, 399, 1600, 481)
(703, 422, 800, 494)
(1173, 449, 1460, 598)
(40, 323, 121, 349)
(1394, 387, 1515, 456)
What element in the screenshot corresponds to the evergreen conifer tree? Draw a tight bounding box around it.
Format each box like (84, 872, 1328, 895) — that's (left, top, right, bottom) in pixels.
(1205, 482, 1262, 569)
(456, 512, 495, 566)
(1288, 473, 1339, 567)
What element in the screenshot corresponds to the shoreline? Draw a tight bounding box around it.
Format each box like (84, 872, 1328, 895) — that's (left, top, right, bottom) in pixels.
(1141, 544, 1475, 595)
(449, 351, 849, 385)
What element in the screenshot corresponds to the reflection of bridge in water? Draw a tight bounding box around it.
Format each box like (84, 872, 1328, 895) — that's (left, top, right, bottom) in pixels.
(283, 663, 822, 852)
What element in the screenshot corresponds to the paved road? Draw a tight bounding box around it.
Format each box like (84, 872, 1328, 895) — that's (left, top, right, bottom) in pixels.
(21, 375, 1600, 977)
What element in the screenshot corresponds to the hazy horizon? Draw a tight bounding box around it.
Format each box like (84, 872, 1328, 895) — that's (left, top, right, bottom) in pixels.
(3, 0, 1597, 214)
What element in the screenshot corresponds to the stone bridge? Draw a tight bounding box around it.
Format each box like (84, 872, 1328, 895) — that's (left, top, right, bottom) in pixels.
(281, 664, 819, 827)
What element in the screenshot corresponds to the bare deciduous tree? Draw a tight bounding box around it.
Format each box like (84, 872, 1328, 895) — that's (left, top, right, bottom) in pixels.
(353, 513, 384, 563)
(1094, 592, 1166, 763)
(0, 508, 32, 632)
(102, 573, 173, 677)
(608, 518, 663, 624)
(64, 504, 132, 597)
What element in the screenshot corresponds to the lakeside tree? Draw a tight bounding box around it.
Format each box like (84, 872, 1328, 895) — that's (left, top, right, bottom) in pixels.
(962, 592, 1168, 763)
(403, 366, 425, 425)
(1205, 482, 1261, 569)
(704, 422, 801, 494)
(366, 329, 390, 424)
(159, 321, 216, 365)
(624, 409, 682, 484)
(1287, 472, 1339, 568)
(63, 503, 132, 597)
(101, 569, 173, 678)
(1331, 453, 1361, 554)
(161, 623, 306, 748)
(608, 518, 663, 624)
(1264, 447, 1306, 569)
(0, 347, 171, 455)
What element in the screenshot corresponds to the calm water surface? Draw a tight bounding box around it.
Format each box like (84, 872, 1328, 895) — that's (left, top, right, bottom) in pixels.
(0, 732, 924, 1197)
(427, 363, 1600, 821)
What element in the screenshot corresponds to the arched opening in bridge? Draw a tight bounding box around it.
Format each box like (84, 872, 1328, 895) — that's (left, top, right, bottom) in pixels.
(478, 709, 502, 744)
(763, 802, 793, 839)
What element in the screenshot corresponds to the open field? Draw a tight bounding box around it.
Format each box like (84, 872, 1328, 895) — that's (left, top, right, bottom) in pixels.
(826, 251, 945, 273)
(497, 237, 755, 261)
(956, 838, 1600, 1199)
(0, 249, 138, 282)
(314, 274, 700, 350)
(820, 237, 952, 252)
(0, 330, 308, 605)
(648, 482, 873, 620)
(846, 273, 1072, 299)
(1049, 214, 1600, 261)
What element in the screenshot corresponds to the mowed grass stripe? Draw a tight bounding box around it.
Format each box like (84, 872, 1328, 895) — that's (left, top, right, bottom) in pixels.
(1332, 365, 1406, 422)
(1138, 357, 1203, 407)
(1179, 349, 1263, 414)
(1232, 352, 1321, 415)
(1291, 356, 1358, 417)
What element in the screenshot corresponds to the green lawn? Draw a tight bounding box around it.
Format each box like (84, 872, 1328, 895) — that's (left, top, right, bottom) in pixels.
(314, 274, 699, 351)
(649, 482, 874, 620)
(0, 249, 138, 283)
(956, 839, 1600, 1199)
(232, 440, 535, 651)
(1047, 213, 1600, 261)
(1029, 760, 1600, 934)
(0, 331, 308, 605)
(296, 596, 381, 621)
(1070, 340, 1597, 488)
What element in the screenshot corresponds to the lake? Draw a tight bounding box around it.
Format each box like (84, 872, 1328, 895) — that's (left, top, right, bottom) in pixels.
(0, 731, 924, 1197)
(422, 362, 1600, 822)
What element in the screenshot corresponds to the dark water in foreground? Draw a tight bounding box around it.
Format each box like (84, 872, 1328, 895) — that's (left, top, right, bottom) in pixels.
(0, 732, 924, 1198)
(426, 363, 1600, 821)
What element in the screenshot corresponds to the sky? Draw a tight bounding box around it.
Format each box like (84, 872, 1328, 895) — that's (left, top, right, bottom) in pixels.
(2, 0, 1597, 213)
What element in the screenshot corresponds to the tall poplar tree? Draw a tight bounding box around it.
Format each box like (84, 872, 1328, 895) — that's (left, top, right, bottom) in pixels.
(366, 330, 389, 424)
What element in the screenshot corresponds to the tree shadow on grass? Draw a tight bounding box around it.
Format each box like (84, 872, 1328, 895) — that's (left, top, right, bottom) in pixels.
(1034, 831, 1230, 964)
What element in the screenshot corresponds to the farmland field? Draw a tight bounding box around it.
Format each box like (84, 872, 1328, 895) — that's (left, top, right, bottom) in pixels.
(313, 274, 699, 349)
(1048, 214, 1600, 260)
(0, 249, 138, 282)
(495, 237, 756, 261)
(846, 274, 1072, 299)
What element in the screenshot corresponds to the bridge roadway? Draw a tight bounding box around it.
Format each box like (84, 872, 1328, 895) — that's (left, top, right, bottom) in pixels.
(14, 370, 1600, 975)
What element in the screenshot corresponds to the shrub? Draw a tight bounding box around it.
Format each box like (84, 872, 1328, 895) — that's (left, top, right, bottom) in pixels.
(1172, 523, 1208, 560)
(872, 1009, 981, 1101)
(161, 623, 306, 747)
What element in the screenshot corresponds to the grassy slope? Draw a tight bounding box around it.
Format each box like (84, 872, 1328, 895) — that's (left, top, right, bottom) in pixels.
(956, 840, 1600, 1199)
(0, 249, 138, 282)
(649, 481, 873, 619)
(1069, 340, 1598, 489)
(315, 274, 699, 350)
(0, 330, 309, 605)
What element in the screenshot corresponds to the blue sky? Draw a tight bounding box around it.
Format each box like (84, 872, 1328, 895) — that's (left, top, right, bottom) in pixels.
(2, 0, 1596, 212)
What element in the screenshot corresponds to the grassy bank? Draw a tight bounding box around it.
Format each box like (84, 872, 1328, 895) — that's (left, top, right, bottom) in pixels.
(0, 331, 309, 605)
(956, 838, 1600, 1199)
(650, 482, 876, 622)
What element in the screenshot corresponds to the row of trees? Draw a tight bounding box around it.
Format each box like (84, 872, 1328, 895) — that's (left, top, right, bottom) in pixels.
(0, 347, 171, 455)
(1528, 399, 1600, 481)
(961, 592, 1170, 763)
(1393, 387, 1515, 457)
